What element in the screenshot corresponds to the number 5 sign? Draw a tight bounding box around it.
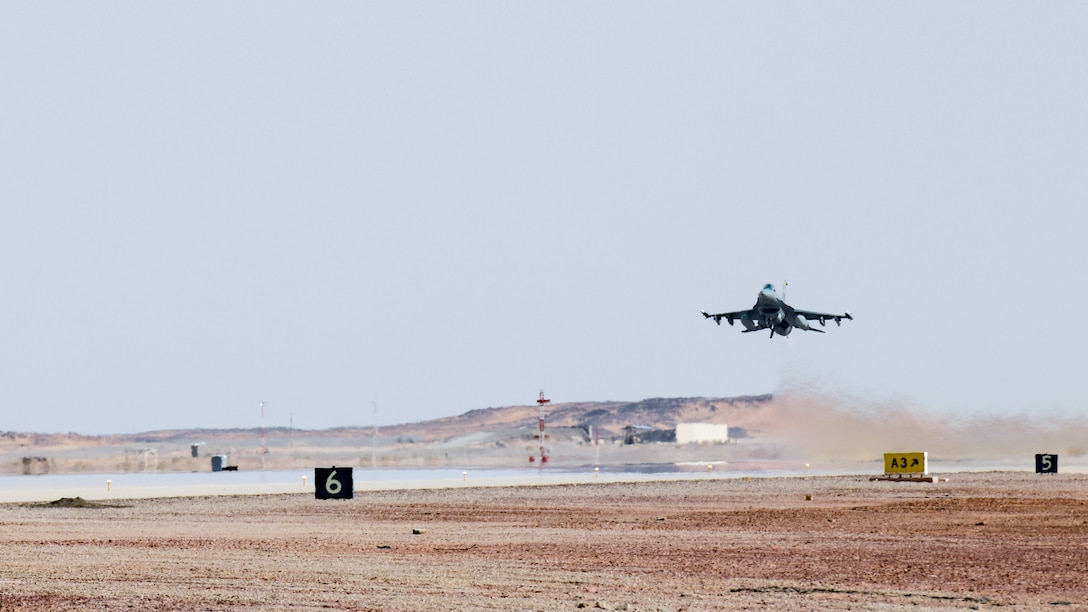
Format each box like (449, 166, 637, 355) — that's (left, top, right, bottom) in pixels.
(1035, 454, 1058, 474)
(315, 467, 354, 499)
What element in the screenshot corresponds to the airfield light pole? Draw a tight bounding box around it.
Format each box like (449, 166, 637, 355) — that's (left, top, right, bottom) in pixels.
(594, 425, 600, 467)
(537, 390, 550, 467)
(260, 401, 267, 470)
(372, 400, 378, 471)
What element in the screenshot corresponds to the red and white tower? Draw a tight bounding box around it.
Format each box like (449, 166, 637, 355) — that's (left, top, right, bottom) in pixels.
(535, 390, 550, 465)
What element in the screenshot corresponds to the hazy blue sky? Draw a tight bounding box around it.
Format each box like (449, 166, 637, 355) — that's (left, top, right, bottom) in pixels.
(2, 4, 1085, 434)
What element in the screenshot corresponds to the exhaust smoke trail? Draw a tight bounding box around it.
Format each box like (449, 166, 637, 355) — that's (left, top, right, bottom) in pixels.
(759, 385, 1088, 463)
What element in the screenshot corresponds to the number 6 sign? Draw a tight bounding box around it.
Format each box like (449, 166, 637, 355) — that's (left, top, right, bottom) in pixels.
(315, 467, 354, 499)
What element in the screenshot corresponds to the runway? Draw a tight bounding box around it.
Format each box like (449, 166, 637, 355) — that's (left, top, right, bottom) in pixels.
(0, 465, 816, 503)
(3, 456, 1085, 503)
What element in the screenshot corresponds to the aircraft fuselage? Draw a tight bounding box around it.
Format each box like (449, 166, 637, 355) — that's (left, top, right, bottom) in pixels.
(754, 287, 790, 336)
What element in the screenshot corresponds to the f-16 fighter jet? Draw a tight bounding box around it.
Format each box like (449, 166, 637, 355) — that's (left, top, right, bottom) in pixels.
(701, 284, 851, 338)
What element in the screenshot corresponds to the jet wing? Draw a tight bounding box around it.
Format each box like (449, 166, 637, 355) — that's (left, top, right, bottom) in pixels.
(700, 309, 751, 326)
(791, 308, 853, 327)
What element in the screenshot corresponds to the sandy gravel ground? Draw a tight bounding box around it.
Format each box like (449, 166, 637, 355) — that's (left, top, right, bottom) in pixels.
(1, 472, 1086, 611)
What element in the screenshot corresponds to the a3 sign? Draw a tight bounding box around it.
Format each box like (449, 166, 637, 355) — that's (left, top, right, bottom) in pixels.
(314, 467, 354, 499)
(1035, 454, 1058, 474)
(883, 452, 928, 475)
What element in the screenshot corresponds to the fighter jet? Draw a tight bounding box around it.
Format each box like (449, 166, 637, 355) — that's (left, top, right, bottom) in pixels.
(701, 283, 852, 338)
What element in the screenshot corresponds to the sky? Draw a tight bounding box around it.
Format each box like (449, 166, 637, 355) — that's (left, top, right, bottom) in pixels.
(2, 4, 1086, 435)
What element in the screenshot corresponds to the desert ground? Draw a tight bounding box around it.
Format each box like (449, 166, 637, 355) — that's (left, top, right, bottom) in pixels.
(1, 471, 1086, 611)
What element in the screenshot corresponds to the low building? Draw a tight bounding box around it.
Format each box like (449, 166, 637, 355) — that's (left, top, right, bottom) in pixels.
(676, 423, 728, 445)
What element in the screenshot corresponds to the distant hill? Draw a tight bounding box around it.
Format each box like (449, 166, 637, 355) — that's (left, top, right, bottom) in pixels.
(1, 395, 788, 474)
(1, 395, 774, 445)
(372, 395, 774, 442)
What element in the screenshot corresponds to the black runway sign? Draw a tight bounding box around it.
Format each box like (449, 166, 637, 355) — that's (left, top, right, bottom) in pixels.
(315, 467, 354, 499)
